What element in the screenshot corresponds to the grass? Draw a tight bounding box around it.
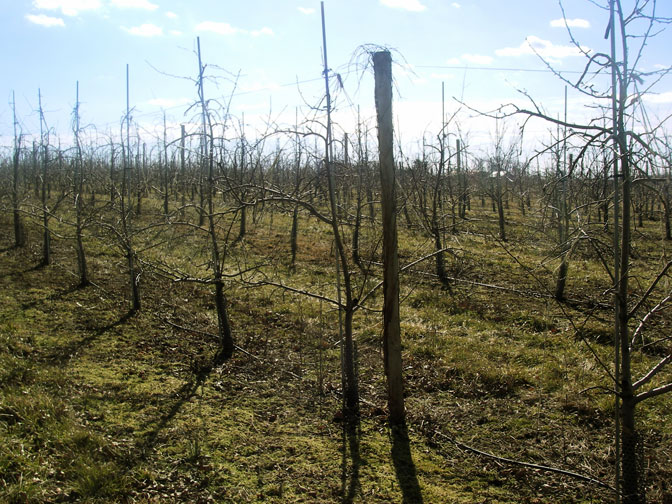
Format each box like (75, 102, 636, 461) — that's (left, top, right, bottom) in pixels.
(0, 190, 671, 503)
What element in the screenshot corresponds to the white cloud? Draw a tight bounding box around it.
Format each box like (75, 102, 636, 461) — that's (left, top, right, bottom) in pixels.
(110, 0, 158, 10)
(169, 29, 181, 36)
(396, 63, 426, 85)
(33, 0, 101, 16)
(550, 18, 590, 28)
(196, 21, 242, 35)
(251, 27, 273, 37)
(147, 97, 191, 108)
(495, 35, 588, 62)
(240, 81, 280, 93)
(297, 7, 315, 14)
(643, 91, 672, 104)
(196, 21, 273, 37)
(26, 13, 65, 27)
(430, 73, 455, 80)
(461, 53, 493, 65)
(451, 2, 461, 8)
(122, 23, 163, 36)
(445, 54, 493, 66)
(165, 11, 177, 18)
(380, 0, 426, 12)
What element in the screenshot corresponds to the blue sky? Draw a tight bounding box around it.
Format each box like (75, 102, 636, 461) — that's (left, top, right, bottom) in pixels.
(2, 0, 672, 155)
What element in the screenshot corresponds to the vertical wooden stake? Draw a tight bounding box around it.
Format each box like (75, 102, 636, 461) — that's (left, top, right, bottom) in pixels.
(374, 50, 405, 425)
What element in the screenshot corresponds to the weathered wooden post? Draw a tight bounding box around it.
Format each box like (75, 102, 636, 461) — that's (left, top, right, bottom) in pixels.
(373, 50, 405, 425)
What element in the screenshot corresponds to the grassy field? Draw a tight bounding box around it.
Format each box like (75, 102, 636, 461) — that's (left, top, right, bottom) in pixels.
(1, 191, 671, 503)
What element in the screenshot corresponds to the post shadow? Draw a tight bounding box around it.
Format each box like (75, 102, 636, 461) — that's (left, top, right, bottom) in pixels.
(340, 417, 361, 503)
(390, 422, 423, 504)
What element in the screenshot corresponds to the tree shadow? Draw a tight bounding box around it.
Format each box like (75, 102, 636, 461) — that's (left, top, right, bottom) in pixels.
(20, 283, 83, 310)
(135, 364, 212, 459)
(45, 309, 135, 365)
(390, 423, 423, 504)
(341, 417, 361, 504)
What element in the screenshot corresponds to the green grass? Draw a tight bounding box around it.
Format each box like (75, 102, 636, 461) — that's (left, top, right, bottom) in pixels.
(0, 192, 671, 503)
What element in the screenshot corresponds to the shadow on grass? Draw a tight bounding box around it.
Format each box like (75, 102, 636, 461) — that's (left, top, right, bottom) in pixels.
(341, 417, 361, 503)
(20, 283, 83, 310)
(45, 309, 135, 365)
(391, 423, 423, 504)
(135, 364, 212, 460)
(0, 261, 44, 278)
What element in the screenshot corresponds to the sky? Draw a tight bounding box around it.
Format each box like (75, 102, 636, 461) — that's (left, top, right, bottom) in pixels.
(2, 0, 672, 158)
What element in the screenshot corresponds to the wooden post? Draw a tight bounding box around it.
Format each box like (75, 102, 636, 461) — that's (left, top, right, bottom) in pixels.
(373, 50, 405, 425)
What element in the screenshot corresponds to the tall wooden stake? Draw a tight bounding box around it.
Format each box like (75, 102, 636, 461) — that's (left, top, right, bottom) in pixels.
(374, 50, 405, 425)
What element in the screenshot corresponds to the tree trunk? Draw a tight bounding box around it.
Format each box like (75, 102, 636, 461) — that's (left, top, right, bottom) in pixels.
(73, 82, 89, 287)
(39, 90, 51, 267)
(496, 174, 506, 241)
(321, 2, 358, 420)
(11, 92, 25, 248)
(215, 279, 234, 360)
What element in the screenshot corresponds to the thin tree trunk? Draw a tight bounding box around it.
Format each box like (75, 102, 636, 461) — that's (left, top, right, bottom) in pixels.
(11, 91, 25, 248)
(122, 65, 140, 312)
(321, 2, 358, 420)
(73, 82, 89, 286)
(38, 89, 51, 266)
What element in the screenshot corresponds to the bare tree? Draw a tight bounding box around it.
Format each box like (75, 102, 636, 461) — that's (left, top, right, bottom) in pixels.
(11, 91, 25, 248)
(72, 81, 89, 286)
(38, 89, 52, 266)
(490, 2, 672, 501)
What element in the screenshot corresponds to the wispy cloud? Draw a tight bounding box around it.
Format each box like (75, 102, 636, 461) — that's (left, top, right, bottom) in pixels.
(550, 18, 590, 28)
(165, 11, 177, 19)
(495, 36, 588, 62)
(110, 0, 158, 10)
(147, 97, 191, 108)
(451, 2, 461, 8)
(396, 62, 427, 85)
(33, 0, 101, 16)
(26, 13, 65, 27)
(196, 21, 242, 35)
(643, 91, 672, 104)
(122, 23, 163, 37)
(430, 73, 455, 80)
(196, 21, 273, 37)
(239, 81, 280, 93)
(461, 53, 493, 65)
(297, 7, 315, 14)
(445, 54, 494, 66)
(169, 29, 182, 36)
(380, 0, 426, 12)
(251, 27, 273, 37)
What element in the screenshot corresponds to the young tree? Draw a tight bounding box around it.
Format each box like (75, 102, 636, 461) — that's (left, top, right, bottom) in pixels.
(497, 2, 672, 501)
(38, 89, 52, 266)
(11, 91, 25, 248)
(72, 81, 89, 286)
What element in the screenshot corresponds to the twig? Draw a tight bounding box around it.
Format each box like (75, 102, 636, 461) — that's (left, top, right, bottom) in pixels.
(429, 428, 617, 493)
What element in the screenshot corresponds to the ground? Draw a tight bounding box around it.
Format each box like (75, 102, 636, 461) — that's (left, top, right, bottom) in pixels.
(0, 198, 670, 503)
